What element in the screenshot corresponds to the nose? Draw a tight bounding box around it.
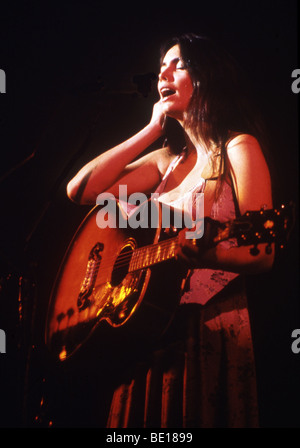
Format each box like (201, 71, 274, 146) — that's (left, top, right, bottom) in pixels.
(158, 64, 173, 82)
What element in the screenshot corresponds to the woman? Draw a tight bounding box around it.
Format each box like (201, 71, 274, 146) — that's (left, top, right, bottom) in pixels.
(67, 34, 274, 427)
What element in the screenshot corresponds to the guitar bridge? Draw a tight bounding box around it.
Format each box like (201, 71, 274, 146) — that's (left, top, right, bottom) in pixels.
(77, 242, 103, 311)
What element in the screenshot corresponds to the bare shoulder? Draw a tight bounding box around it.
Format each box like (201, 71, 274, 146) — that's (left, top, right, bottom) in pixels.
(227, 133, 262, 153)
(226, 133, 272, 212)
(226, 133, 268, 170)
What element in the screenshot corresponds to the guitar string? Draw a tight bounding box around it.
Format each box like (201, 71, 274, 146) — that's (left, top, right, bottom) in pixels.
(100, 236, 178, 266)
(106, 237, 179, 271)
(81, 217, 255, 278)
(86, 217, 280, 279)
(84, 216, 259, 276)
(83, 210, 283, 279)
(118, 238, 179, 271)
(55, 237, 181, 329)
(86, 236, 180, 277)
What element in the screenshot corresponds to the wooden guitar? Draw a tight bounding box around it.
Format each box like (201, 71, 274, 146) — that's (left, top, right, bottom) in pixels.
(45, 199, 294, 362)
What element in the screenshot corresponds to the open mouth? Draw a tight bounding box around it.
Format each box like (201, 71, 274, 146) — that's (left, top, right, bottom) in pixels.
(160, 88, 176, 99)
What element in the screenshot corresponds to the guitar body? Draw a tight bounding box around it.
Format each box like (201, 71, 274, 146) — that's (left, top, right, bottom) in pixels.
(45, 199, 187, 362)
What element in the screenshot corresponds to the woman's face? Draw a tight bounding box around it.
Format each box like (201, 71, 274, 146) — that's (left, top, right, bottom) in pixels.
(158, 44, 194, 122)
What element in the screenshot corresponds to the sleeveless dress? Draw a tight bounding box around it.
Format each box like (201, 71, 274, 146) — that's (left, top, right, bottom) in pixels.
(106, 153, 259, 428)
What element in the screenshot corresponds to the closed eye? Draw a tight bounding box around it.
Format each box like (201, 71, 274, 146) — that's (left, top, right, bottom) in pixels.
(176, 59, 187, 70)
(160, 57, 187, 72)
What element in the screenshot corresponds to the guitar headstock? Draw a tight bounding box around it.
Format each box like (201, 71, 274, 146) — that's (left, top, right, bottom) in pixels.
(214, 202, 295, 255)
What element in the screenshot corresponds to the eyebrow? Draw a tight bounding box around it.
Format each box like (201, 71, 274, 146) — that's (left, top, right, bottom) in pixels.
(160, 57, 182, 67)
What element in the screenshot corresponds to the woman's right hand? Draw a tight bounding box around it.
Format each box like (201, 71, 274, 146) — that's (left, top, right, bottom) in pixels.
(150, 100, 166, 135)
(67, 100, 166, 204)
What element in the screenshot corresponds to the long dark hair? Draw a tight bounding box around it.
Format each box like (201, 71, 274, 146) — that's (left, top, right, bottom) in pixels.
(160, 33, 268, 191)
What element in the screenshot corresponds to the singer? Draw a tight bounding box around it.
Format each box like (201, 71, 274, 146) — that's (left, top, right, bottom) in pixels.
(67, 33, 274, 427)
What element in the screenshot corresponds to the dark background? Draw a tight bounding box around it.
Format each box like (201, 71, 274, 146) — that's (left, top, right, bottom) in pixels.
(0, 0, 299, 428)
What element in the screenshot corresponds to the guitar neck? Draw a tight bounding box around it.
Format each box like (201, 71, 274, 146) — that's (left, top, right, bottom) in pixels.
(128, 202, 294, 272)
(128, 221, 243, 272)
(129, 236, 179, 272)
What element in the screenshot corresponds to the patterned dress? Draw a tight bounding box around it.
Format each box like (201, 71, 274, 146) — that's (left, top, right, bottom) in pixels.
(106, 152, 259, 428)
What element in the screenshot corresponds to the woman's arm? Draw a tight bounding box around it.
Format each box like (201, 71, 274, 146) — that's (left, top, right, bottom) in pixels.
(177, 134, 275, 274)
(67, 102, 167, 205)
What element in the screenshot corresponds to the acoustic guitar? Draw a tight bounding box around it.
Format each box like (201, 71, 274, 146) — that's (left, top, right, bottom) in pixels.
(45, 199, 294, 362)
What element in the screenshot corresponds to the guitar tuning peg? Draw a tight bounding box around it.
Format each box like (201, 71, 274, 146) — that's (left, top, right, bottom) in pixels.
(66, 308, 75, 319)
(250, 245, 260, 256)
(56, 312, 65, 323)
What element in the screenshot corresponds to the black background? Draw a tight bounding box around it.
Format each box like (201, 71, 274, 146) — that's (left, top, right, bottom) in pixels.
(0, 0, 299, 428)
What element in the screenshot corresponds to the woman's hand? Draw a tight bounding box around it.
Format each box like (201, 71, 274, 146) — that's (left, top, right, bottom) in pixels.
(175, 228, 200, 266)
(67, 102, 166, 204)
(150, 100, 166, 134)
(175, 218, 219, 267)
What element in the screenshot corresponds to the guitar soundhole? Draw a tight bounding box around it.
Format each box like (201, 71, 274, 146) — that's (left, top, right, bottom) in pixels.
(110, 243, 134, 287)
